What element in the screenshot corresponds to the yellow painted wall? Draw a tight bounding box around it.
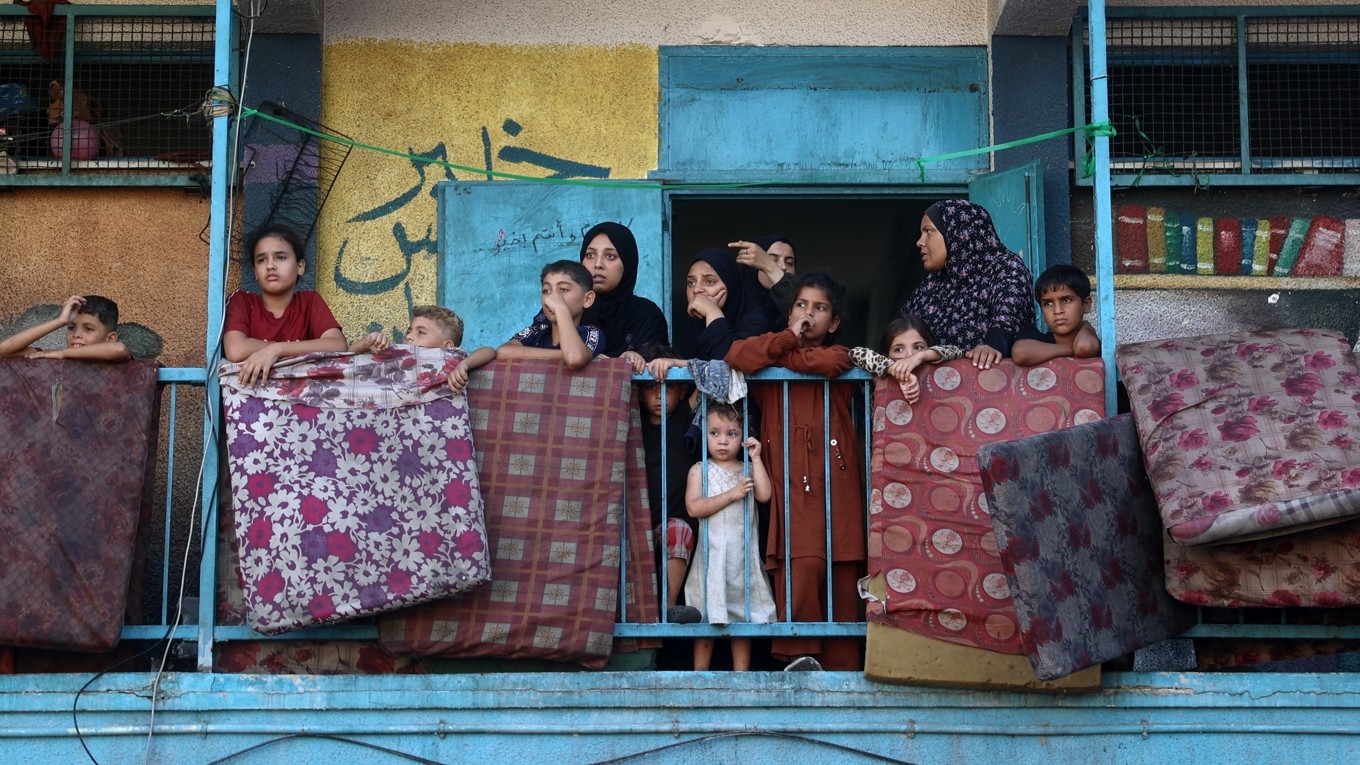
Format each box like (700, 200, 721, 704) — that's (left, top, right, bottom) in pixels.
(317, 41, 658, 340)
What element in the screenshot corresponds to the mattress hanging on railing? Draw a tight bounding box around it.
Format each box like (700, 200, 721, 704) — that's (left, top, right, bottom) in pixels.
(378, 358, 659, 668)
(0, 359, 160, 652)
(219, 348, 491, 635)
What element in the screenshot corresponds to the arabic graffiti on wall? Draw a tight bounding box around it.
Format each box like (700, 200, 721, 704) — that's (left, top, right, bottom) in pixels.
(316, 42, 659, 341)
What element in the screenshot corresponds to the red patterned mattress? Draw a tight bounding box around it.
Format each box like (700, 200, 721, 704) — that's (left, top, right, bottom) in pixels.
(1164, 516, 1360, 607)
(220, 348, 491, 635)
(378, 358, 658, 667)
(866, 358, 1105, 653)
(0, 359, 160, 652)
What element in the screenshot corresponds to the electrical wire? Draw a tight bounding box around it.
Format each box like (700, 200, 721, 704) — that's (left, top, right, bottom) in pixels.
(74, 242, 234, 765)
(204, 733, 447, 765)
(587, 730, 920, 765)
(0, 104, 211, 151)
(198, 730, 921, 765)
(72, 628, 178, 765)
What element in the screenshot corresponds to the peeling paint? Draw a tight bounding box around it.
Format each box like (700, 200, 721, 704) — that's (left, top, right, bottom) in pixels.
(316, 42, 657, 340)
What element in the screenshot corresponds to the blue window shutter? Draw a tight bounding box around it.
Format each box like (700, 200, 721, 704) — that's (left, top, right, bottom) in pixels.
(969, 161, 1046, 279)
(970, 161, 1047, 330)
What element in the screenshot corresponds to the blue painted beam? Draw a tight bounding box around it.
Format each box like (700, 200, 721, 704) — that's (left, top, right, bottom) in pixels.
(157, 368, 208, 384)
(6, 672, 1360, 764)
(197, 0, 233, 671)
(1090, 0, 1118, 418)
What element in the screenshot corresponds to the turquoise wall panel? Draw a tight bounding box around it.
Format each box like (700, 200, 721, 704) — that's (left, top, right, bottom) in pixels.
(659, 47, 990, 182)
(436, 182, 664, 348)
(4, 672, 1360, 764)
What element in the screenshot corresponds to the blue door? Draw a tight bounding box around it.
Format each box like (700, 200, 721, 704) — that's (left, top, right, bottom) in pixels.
(436, 182, 665, 348)
(968, 160, 1046, 279)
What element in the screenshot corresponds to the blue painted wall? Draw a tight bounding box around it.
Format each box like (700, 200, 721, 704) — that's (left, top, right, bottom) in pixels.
(658, 46, 989, 184)
(992, 35, 1072, 268)
(7, 671, 1360, 764)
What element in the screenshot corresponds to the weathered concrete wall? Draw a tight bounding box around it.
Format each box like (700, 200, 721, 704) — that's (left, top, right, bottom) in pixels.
(0, 189, 208, 366)
(324, 1, 988, 46)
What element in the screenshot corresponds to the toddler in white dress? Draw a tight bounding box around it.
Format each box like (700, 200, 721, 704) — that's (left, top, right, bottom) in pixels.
(684, 402, 776, 671)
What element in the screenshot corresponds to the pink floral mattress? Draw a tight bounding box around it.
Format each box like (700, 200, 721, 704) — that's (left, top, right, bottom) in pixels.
(1118, 329, 1360, 546)
(378, 358, 658, 667)
(866, 359, 1105, 654)
(220, 348, 491, 635)
(0, 359, 160, 652)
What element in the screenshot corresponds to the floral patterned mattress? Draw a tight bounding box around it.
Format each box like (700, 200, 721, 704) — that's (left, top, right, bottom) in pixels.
(220, 348, 491, 635)
(1164, 516, 1360, 608)
(378, 358, 658, 667)
(866, 358, 1105, 654)
(0, 359, 160, 652)
(979, 414, 1196, 679)
(1118, 328, 1360, 546)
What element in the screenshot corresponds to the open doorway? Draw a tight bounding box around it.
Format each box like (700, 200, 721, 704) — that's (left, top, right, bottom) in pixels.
(668, 195, 939, 351)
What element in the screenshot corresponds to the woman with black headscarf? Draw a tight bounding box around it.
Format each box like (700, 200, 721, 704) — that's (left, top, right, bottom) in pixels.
(732, 234, 798, 327)
(900, 200, 1034, 369)
(645, 247, 772, 379)
(578, 221, 669, 369)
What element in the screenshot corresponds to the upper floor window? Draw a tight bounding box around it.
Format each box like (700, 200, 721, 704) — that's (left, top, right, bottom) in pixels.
(1075, 9, 1360, 186)
(0, 5, 215, 187)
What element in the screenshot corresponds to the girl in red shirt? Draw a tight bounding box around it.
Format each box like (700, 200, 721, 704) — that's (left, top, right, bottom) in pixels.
(223, 224, 348, 385)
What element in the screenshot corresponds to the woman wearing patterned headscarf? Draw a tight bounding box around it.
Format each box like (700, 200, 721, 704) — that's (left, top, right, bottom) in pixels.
(900, 200, 1034, 369)
(579, 221, 669, 369)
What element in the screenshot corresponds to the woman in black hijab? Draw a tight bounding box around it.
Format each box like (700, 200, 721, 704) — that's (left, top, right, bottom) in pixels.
(645, 247, 773, 379)
(579, 221, 669, 368)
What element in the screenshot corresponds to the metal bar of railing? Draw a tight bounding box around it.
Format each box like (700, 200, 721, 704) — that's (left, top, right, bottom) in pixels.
(781, 379, 792, 623)
(618, 429, 630, 626)
(659, 378, 671, 619)
(742, 393, 752, 624)
(615, 367, 873, 641)
(822, 380, 833, 621)
(197, 0, 233, 671)
(160, 382, 178, 626)
(106, 370, 205, 644)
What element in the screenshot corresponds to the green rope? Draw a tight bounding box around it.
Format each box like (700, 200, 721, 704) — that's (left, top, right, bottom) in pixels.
(915, 122, 1117, 182)
(240, 106, 1114, 189)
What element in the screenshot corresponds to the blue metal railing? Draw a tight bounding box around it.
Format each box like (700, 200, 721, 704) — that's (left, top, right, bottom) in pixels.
(113, 363, 1360, 662)
(615, 367, 874, 640)
(117, 367, 207, 643)
(190, 366, 878, 649)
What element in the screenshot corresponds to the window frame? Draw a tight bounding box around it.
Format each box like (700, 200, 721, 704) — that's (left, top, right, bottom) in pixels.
(0, 3, 222, 188)
(1073, 5, 1360, 187)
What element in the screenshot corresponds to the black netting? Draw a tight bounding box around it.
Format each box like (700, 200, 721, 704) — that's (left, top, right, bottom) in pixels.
(1246, 16, 1360, 170)
(1086, 14, 1360, 176)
